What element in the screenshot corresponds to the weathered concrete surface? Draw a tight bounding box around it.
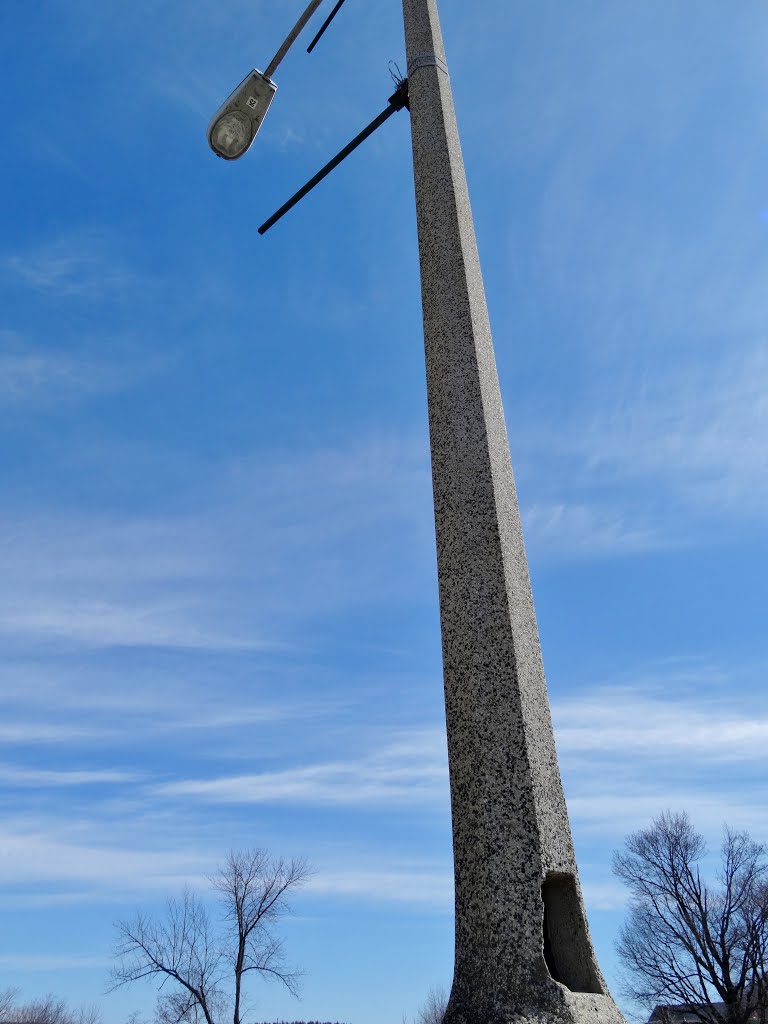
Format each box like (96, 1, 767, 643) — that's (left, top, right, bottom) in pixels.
(401, 2, 627, 1023)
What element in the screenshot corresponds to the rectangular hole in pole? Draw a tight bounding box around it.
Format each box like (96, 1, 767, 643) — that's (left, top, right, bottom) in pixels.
(541, 873, 604, 994)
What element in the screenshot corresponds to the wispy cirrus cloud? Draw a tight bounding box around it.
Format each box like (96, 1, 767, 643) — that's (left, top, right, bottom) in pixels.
(516, 339, 768, 556)
(0, 953, 110, 970)
(145, 662, 768, 828)
(568, 787, 768, 851)
(563, 342, 768, 514)
(0, 764, 142, 786)
(2, 232, 134, 299)
(0, 722, 112, 744)
(0, 820, 211, 895)
(152, 729, 449, 807)
(554, 662, 768, 845)
(0, 663, 763, 910)
(499, 2, 768, 362)
(0, 345, 119, 407)
(308, 862, 452, 908)
(523, 501, 659, 558)
(0, 812, 454, 910)
(0, 597, 268, 652)
(0, 433, 432, 651)
(0, 504, 270, 651)
(488, 3, 768, 563)
(553, 677, 768, 762)
(0, 661, 330, 744)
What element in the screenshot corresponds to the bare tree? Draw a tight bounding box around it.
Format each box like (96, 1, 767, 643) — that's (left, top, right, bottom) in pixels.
(0, 991, 19, 1021)
(613, 812, 768, 1024)
(416, 986, 448, 1024)
(212, 849, 308, 1024)
(110, 849, 311, 1024)
(124, 1013, 149, 1024)
(0, 993, 101, 1024)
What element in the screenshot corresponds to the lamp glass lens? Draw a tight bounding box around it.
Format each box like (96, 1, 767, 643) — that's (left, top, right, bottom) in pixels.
(211, 112, 252, 159)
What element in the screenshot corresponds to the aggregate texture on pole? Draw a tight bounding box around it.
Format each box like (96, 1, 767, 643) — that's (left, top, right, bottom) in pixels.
(401, 3, 627, 1023)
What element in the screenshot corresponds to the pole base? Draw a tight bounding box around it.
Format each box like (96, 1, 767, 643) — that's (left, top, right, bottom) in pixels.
(444, 987, 627, 1024)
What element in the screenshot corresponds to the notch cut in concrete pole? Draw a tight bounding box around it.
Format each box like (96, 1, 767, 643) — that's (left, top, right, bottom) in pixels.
(401, 3, 627, 1023)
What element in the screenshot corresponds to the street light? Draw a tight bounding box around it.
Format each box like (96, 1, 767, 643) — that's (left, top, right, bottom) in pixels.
(207, 0, 328, 160)
(207, 69, 277, 161)
(207, 3, 629, 1023)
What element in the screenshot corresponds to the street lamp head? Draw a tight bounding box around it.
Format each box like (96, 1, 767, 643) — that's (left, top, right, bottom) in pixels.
(207, 69, 278, 160)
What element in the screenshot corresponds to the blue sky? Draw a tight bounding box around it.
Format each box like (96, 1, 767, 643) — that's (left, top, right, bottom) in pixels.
(1, 1, 767, 1022)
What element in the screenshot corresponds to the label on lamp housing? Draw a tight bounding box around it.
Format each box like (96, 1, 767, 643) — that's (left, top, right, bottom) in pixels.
(207, 69, 277, 160)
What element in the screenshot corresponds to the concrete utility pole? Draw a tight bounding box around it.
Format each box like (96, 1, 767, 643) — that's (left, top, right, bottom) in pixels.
(401, 3, 627, 1023)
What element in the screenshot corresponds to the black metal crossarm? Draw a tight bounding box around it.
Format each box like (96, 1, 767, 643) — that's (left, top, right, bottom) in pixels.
(258, 79, 409, 235)
(306, 0, 350, 54)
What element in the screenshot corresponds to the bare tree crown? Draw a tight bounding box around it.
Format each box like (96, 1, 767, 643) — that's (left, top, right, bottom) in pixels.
(415, 986, 447, 1024)
(0, 991, 101, 1024)
(110, 849, 311, 1024)
(612, 812, 767, 1024)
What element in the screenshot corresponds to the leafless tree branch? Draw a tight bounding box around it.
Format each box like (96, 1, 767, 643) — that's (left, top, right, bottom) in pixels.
(0, 992, 102, 1024)
(415, 986, 447, 1024)
(111, 849, 311, 1024)
(0, 990, 19, 1021)
(613, 812, 768, 1024)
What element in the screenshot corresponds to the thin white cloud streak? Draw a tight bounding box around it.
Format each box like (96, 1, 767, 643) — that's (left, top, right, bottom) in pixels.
(0, 890, 117, 910)
(309, 866, 452, 908)
(523, 502, 659, 558)
(0, 516, 222, 654)
(137, 671, 768, 875)
(0, 512, 264, 650)
(0, 654, 336, 751)
(0, 693, 332, 745)
(0, 823, 211, 894)
(0, 816, 455, 912)
(153, 731, 449, 807)
(0, 764, 142, 787)
(2, 233, 133, 299)
(0, 349, 119, 406)
(552, 671, 768, 842)
(567, 789, 768, 848)
(0, 723, 106, 744)
(0, 434, 431, 651)
(565, 343, 768, 514)
(0, 516, 214, 585)
(518, 340, 768, 554)
(486, 4, 768, 552)
(0, 598, 268, 652)
(553, 686, 768, 761)
(0, 953, 110, 970)
(0, 671, 764, 908)
(0, 813, 627, 913)
(500, 3, 768, 355)
(578, 879, 629, 913)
